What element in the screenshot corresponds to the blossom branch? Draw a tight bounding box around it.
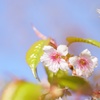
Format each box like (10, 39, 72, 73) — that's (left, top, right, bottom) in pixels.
(32, 24, 57, 48)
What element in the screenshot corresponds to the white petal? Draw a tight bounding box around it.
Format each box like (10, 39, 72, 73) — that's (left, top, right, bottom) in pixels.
(48, 62, 59, 73)
(40, 53, 52, 67)
(79, 67, 93, 78)
(69, 56, 78, 66)
(57, 45, 68, 56)
(91, 56, 98, 68)
(43, 46, 56, 54)
(82, 69, 92, 78)
(43, 60, 52, 67)
(76, 68, 82, 76)
(40, 53, 49, 62)
(80, 49, 91, 57)
(59, 59, 69, 71)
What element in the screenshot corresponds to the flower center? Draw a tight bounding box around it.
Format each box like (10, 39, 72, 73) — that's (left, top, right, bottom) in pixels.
(79, 59, 87, 65)
(78, 58, 88, 68)
(50, 53, 61, 62)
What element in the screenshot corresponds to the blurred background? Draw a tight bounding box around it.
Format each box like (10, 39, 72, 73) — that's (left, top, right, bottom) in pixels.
(0, 0, 100, 86)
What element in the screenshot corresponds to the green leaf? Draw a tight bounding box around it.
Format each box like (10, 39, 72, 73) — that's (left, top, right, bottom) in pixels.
(66, 37, 100, 47)
(55, 70, 68, 79)
(45, 67, 92, 95)
(1, 80, 42, 100)
(57, 76, 92, 95)
(45, 67, 54, 83)
(1, 80, 24, 100)
(45, 68, 68, 85)
(26, 39, 50, 80)
(13, 82, 42, 100)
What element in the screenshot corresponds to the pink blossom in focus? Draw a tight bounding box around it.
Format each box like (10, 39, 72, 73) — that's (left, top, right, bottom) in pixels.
(40, 45, 69, 73)
(69, 49, 98, 77)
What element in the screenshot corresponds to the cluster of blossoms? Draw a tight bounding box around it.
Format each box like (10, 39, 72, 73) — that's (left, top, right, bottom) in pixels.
(31, 26, 99, 100)
(40, 45, 98, 78)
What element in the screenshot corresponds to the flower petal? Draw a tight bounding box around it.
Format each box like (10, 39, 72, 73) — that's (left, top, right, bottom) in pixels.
(57, 45, 68, 56)
(60, 59, 69, 71)
(43, 46, 56, 54)
(76, 68, 82, 76)
(80, 49, 91, 57)
(82, 68, 93, 78)
(69, 56, 78, 66)
(40, 53, 52, 67)
(48, 62, 59, 73)
(40, 53, 49, 62)
(91, 56, 98, 68)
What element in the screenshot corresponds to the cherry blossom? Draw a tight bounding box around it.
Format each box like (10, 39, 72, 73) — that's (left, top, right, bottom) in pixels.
(40, 45, 69, 73)
(69, 49, 98, 77)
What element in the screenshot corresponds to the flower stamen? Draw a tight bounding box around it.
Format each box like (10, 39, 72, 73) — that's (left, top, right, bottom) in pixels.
(50, 53, 61, 62)
(78, 58, 88, 69)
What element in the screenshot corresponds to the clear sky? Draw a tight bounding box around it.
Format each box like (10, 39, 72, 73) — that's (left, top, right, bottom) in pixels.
(0, 0, 100, 83)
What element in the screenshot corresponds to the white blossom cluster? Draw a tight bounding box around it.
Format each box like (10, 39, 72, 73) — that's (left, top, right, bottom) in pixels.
(40, 45, 98, 78)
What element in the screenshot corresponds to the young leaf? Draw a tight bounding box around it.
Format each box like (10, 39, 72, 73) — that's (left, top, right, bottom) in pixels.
(1, 80, 42, 100)
(45, 67, 54, 83)
(57, 76, 92, 95)
(55, 70, 68, 79)
(66, 37, 100, 47)
(1, 80, 24, 100)
(13, 82, 42, 100)
(45, 68, 68, 85)
(26, 39, 50, 80)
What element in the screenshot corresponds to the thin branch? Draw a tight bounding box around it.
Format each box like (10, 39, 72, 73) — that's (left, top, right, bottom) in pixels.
(32, 24, 47, 40)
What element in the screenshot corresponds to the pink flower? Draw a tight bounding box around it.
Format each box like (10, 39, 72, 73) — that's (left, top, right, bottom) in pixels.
(69, 49, 98, 77)
(40, 45, 69, 73)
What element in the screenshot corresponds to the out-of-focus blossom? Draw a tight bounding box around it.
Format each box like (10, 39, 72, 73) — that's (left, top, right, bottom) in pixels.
(97, 9, 100, 17)
(56, 97, 62, 100)
(55, 94, 68, 100)
(69, 49, 98, 77)
(40, 45, 69, 73)
(85, 97, 91, 100)
(97, 9, 100, 14)
(92, 90, 100, 100)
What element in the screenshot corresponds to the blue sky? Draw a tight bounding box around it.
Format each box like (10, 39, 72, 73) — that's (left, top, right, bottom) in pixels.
(0, 0, 100, 83)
